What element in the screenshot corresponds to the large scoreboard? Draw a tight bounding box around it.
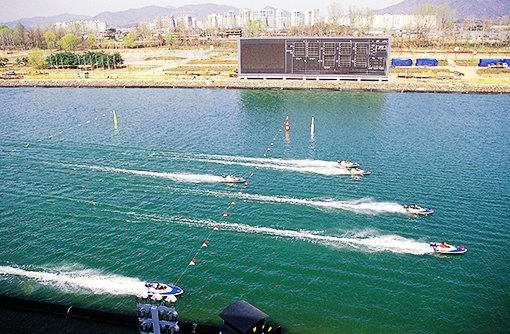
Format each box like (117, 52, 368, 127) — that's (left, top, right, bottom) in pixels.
(238, 37, 390, 80)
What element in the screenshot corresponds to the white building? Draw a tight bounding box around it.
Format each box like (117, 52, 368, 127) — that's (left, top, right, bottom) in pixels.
(207, 14, 220, 29)
(54, 20, 107, 35)
(304, 9, 320, 26)
(276, 9, 286, 28)
(238, 9, 251, 27)
(266, 9, 275, 27)
(224, 10, 236, 28)
(290, 10, 303, 27)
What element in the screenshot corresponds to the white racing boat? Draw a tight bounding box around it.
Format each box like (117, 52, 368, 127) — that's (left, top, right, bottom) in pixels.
(145, 283, 183, 297)
(348, 168, 371, 175)
(430, 242, 467, 254)
(403, 204, 434, 215)
(221, 175, 246, 183)
(337, 160, 360, 168)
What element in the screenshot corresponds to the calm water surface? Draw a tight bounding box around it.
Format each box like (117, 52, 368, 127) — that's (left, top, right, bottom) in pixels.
(0, 87, 509, 333)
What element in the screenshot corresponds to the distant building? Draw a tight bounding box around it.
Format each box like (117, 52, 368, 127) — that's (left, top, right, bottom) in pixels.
(304, 9, 320, 26)
(54, 20, 106, 35)
(224, 10, 236, 28)
(290, 10, 303, 27)
(276, 9, 286, 28)
(238, 9, 251, 27)
(207, 14, 220, 29)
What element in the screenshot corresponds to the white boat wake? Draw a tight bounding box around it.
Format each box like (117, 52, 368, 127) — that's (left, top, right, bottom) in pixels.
(0, 265, 147, 295)
(219, 223, 432, 255)
(196, 189, 406, 215)
(71, 164, 225, 183)
(239, 194, 406, 214)
(157, 217, 433, 255)
(188, 155, 354, 175)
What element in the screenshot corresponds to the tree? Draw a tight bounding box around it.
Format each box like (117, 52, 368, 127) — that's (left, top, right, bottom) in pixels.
(26, 26, 44, 48)
(28, 47, 44, 68)
(0, 25, 14, 48)
(436, 4, 456, 32)
(58, 33, 79, 50)
(134, 24, 151, 40)
(85, 34, 97, 49)
(166, 33, 176, 48)
(44, 30, 57, 49)
(13, 22, 26, 47)
(245, 19, 265, 37)
(123, 31, 137, 48)
(414, 4, 436, 39)
(328, 2, 343, 25)
(348, 6, 374, 35)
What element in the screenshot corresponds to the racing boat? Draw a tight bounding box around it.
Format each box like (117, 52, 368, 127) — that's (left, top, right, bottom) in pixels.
(430, 242, 467, 254)
(348, 168, 371, 175)
(403, 204, 434, 215)
(145, 283, 184, 296)
(221, 175, 246, 183)
(337, 160, 360, 168)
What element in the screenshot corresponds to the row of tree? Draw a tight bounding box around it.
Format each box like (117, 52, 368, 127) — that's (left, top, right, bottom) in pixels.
(45, 51, 123, 68)
(0, 23, 102, 50)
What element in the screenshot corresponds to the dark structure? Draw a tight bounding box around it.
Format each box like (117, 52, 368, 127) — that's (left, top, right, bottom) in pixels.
(0, 295, 221, 334)
(219, 300, 281, 334)
(238, 37, 391, 81)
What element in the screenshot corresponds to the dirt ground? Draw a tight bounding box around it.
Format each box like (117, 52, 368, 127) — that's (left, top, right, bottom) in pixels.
(1, 47, 509, 84)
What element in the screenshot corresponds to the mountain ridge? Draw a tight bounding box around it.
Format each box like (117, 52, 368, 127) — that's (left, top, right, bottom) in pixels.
(2, 3, 239, 28)
(375, 0, 509, 19)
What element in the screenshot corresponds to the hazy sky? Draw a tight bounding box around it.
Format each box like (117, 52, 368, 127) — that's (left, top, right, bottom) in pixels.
(1, 0, 403, 23)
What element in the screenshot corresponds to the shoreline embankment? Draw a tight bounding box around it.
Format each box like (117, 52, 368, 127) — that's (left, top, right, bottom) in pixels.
(2, 78, 510, 94)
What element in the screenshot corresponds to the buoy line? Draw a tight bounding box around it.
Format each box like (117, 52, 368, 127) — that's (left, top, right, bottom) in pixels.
(9, 111, 116, 152)
(174, 117, 290, 286)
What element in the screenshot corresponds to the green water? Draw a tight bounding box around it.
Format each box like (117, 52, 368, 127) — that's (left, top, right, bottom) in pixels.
(0, 88, 509, 333)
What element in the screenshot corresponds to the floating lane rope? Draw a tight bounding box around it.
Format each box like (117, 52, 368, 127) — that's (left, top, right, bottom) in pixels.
(174, 117, 289, 286)
(10, 111, 117, 152)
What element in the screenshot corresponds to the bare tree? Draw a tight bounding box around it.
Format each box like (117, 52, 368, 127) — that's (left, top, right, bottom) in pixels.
(328, 2, 343, 25)
(349, 6, 374, 35)
(414, 4, 436, 45)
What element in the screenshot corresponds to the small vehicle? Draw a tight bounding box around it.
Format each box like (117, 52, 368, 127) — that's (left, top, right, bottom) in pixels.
(222, 175, 246, 183)
(430, 242, 467, 254)
(348, 167, 371, 175)
(403, 204, 434, 215)
(145, 283, 183, 296)
(337, 160, 360, 168)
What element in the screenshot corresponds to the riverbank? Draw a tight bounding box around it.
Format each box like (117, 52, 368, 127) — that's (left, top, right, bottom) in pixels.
(2, 77, 510, 93)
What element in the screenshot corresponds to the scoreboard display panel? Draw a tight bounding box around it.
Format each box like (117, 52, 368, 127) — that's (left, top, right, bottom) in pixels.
(238, 37, 390, 80)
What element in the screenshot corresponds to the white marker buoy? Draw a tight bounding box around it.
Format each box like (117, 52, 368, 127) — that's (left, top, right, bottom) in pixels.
(311, 116, 315, 138)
